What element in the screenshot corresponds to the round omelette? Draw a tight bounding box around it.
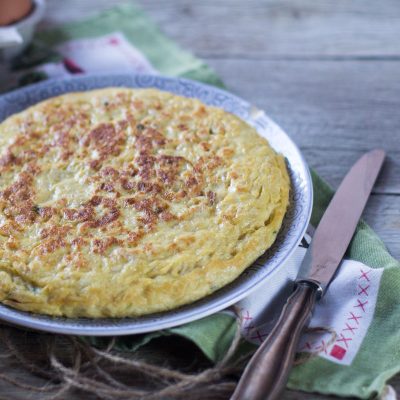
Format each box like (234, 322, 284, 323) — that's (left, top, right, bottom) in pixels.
(0, 88, 289, 318)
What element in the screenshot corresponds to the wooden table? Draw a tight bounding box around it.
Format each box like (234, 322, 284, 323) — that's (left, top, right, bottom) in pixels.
(4, 0, 400, 398)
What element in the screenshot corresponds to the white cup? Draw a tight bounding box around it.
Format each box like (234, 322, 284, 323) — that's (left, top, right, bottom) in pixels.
(0, 0, 46, 61)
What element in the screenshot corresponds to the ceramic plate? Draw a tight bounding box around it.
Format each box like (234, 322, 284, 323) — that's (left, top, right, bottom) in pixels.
(0, 74, 312, 335)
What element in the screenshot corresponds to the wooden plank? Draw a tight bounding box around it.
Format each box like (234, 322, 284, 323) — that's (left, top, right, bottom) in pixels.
(206, 58, 400, 195)
(41, 0, 400, 58)
(139, 0, 400, 58)
(38, 0, 123, 27)
(362, 194, 400, 259)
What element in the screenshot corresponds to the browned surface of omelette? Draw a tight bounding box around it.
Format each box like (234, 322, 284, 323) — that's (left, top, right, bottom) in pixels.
(0, 88, 289, 317)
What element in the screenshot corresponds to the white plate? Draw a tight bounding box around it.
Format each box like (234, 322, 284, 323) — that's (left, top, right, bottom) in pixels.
(0, 74, 313, 335)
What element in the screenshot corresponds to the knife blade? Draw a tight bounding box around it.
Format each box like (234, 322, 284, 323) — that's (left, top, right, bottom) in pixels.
(231, 149, 385, 400)
(297, 148, 385, 293)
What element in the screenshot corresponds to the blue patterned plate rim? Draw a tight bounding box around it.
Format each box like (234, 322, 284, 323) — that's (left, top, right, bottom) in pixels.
(0, 74, 313, 335)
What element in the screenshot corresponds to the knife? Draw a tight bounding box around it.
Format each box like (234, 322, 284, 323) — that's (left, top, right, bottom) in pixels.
(231, 149, 385, 400)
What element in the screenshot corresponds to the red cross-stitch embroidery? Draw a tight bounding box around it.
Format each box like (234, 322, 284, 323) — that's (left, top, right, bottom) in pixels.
(250, 330, 268, 344)
(359, 269, 371, 282)
(241, 310, 253, 322)
(301, 341, 313, 351)
(354, 299, 368, 313)
(348, 312, 362, 324)
(343, 322, 358, 335)
(337, 333, 352, 349)
(244, 324, 255, 334)
(358, 284, 370, 296)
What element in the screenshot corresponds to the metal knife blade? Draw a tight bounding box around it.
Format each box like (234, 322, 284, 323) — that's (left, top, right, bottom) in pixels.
(297, 149, 385, 294)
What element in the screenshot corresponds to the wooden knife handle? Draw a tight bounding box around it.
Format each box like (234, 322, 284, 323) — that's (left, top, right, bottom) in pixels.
(231, 282, 318, 400)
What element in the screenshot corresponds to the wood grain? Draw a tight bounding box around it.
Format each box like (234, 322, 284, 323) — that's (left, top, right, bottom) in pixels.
(4, 0, 400, 398)
(140, 0, 400, 58)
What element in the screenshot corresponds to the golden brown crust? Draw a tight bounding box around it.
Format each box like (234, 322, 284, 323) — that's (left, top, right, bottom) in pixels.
(0, 88, 290, 317)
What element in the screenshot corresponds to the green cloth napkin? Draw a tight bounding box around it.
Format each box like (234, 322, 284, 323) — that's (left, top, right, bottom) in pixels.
(8, 3, 400, 398)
